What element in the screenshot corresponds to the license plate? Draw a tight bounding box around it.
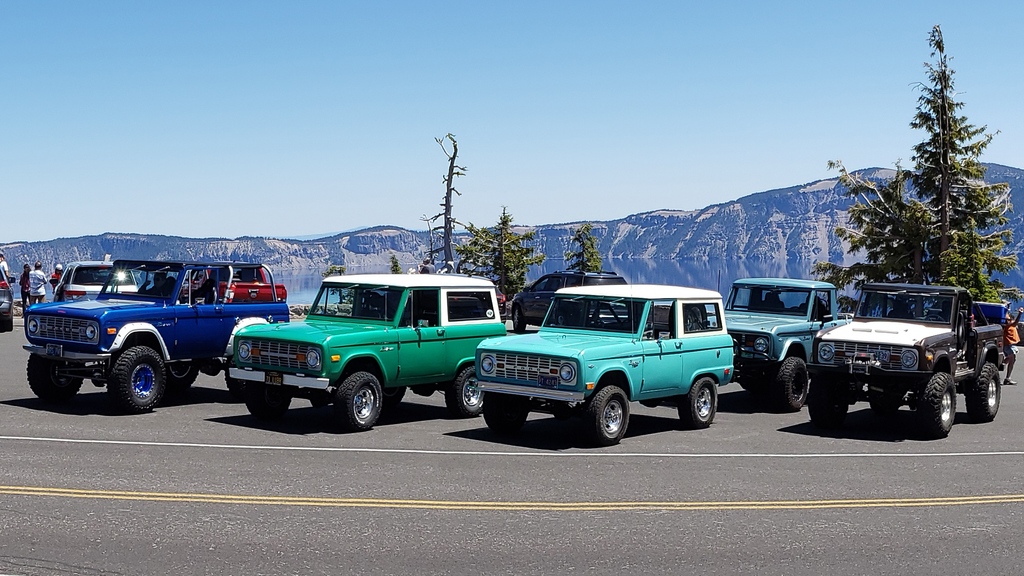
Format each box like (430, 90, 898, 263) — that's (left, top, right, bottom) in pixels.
(874, 349, 890, 362)
(265, 372, 283, 385)
(45, 343, 62, 357)
(537, 374, 559, 388)
(851, 363, 869, 374)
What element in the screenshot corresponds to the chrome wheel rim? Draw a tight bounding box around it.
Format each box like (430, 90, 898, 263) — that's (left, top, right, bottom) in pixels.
(940, 390, 953, 423)
(602, 399, 623, 436)
(132, 364, 155, 399)
(353, 385, 377, 422)
(987, 379, 997, 407)
(696, 386, 712, 419)
(463, 377, 482, 408)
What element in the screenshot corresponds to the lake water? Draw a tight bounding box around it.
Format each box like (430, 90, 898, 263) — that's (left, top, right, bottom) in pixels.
(277, 260, 1024, 304)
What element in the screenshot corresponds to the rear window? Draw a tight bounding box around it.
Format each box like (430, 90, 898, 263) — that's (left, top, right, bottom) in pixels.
(583, 276, 626, 286)
(446, 291, 496, 322)
(71, 267, 112, 286)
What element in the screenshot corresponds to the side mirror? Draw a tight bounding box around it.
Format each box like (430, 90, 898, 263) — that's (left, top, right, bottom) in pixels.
(822, 313, 834, 323)
(416, 319, 430, 329)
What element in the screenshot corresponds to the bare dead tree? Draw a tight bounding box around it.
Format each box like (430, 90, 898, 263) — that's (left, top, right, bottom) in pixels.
(426, 133, 466, 266)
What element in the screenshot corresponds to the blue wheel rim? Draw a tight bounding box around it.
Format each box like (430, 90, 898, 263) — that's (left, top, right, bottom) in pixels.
(132, 364, 155, 399)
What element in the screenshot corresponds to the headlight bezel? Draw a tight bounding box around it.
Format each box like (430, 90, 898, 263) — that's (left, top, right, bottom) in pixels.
(901, 349, 919, 370)
(753, 336, 769, 353)
(85, 324, 97, 341)
(306, 348, 322, 369)
(559, 361, 576, 383)
(818, 343, 835, 362)
(238, 341, 252, 361)
(28, 317, 38, 334)
(480, 354, 495, 374)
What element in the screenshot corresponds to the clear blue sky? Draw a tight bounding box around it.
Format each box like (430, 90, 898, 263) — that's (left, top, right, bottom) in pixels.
(2, 1, 1021, 242)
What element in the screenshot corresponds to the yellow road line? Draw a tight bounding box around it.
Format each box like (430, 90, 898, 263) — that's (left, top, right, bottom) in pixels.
(2, 485, 1024, 511)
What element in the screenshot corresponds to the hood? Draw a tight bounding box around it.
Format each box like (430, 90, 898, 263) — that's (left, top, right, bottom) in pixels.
(725, 311, 807, 333)
(27, 298, 161, 319)
(478, 330, 636, 359)
(820, 321, 948, 346)
(236, 317, 394, 347)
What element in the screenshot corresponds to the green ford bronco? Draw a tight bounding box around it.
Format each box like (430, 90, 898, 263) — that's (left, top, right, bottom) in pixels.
(229, 274, 506, 431)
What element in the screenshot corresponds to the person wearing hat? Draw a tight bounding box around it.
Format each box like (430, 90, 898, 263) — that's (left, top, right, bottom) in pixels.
(0, 253, 9, 286)
(49, 263, 63, 300)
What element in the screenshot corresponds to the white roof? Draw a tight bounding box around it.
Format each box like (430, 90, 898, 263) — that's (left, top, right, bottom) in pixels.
(66, 261, 114, 268)
(321, 273, 496, 289)
(557, 284, 722, 301)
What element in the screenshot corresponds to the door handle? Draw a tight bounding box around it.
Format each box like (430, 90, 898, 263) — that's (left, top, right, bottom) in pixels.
(436, 328, 445, 336)
(675, 342, 683, 349)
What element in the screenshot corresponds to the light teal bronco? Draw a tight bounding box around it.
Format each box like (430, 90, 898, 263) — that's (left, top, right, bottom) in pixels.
(475, 284, 733, 446)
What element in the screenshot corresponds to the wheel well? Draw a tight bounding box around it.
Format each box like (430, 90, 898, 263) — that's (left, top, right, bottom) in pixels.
(693, 372, 720, 386)
(596, 370, 631, 400)
(985, 347, 1000, 366)
(784, 343, 806, 360)
(341, 356, 384, 382)
(121, 332, 164, 358)
(933, 356, 952, 374)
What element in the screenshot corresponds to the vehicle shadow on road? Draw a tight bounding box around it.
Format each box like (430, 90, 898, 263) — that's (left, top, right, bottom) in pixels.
(206, 399, 456, 435)
(778, 408, 976, 442)
(446, 412, 685, 450)
(716, 388, 778, 415)
(2, 391, 121, 416)
(160, 385, 244, 407)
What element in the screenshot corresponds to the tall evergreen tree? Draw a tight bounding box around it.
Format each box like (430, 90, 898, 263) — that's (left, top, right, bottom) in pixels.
(564, 222, 603, 272)
(455, 208, 545, 295)
(910, 25, 1013, 293)
(389, 254, 402, 274)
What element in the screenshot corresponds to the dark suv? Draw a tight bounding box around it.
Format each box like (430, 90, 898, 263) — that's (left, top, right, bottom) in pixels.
(509, 271, 627, 332)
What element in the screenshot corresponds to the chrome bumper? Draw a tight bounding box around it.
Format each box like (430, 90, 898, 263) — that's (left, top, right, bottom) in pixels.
(24, 344, 111, 361)
(477, 380, 586, 402)
(229, 367, 330, 390)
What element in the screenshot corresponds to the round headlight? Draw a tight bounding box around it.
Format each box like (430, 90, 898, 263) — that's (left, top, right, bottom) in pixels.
(85, 325, 97, 340)
(238, 341, 251, 361)
(559, 362, 576, 382)
(753, 337, 769, 353)
(28, 318, 38, 334)
(901, 349, 918, 369)
(818, 343, 835, 362)
(306, 348, 321, 369)
(480, 354, 495, 374)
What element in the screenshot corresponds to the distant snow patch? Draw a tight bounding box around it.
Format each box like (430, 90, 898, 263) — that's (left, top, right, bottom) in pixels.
(800, 179, 839, 193)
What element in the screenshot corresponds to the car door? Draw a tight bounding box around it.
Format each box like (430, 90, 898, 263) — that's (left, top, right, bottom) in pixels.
(639, 300, 685, 394)
(174, 266, 232, 359)
(396, 288, 446, 383)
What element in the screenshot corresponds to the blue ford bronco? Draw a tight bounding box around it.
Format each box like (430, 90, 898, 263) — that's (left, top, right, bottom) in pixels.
(23, 260, 289, 413)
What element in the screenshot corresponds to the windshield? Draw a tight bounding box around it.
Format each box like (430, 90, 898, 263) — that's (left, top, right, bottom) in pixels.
(726, 286, 811, 316)
(309, 284, 405, 321)
(101, 263, 180, 299)
(856, 290, 954, 323)
(543, 296, 646, 334)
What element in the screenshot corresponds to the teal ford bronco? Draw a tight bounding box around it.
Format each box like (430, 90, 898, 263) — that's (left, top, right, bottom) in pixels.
(724, 278, 849, 411)
(475, 284, 733, 446)
(229, 274, 506, 431)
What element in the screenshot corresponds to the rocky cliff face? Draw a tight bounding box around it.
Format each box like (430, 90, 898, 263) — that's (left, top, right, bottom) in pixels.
(3, 164, 1019, 273)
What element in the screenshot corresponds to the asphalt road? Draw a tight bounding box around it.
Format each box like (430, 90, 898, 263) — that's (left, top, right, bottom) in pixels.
(1, 326, 1023, 576)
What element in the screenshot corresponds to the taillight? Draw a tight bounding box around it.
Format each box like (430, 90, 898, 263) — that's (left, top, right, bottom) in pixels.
(0, 280, 8, 289)
(65, 290, 87, 299)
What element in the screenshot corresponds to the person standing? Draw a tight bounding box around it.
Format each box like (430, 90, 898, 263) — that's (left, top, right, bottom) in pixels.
(1003, 306, 1023, 385)
(19, 263, 31, 310)
(28, 261, 47, 305)
(49, 263, 63, 300)
(418, 258, 435, 274)
(0, 253, 10, 285)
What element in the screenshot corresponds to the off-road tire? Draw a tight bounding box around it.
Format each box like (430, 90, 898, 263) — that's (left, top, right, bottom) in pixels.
(108, 346, 166, 414)
(917, 372, 956, 439)
(583, 385, 630, 446)
(773, 357, 809, 412)
(27, 354, 83, 403)
(224, 371, 246, 400)
(680, 376, 717, 429)
(808, 379, 848, 429)
(511, 306, 527, 333)
(244, 382, 292, 420)
(482, 393, 529, 436)
(334, 371, 383, 432)
(381, 386, 407, 409)
(445, 365, 484, 418)
(166, 362, 199, 391)
(965, 362, 1000, 423)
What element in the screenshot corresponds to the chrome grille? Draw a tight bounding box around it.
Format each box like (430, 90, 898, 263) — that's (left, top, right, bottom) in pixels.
(35, 316, 94, 343)
(250, 340, 314, 370)
(494, 353, 562, 382)
(832, 342, 903, 370)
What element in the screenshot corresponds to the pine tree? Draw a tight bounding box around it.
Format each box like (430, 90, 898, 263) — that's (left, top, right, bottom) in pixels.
(564, 223, 602, 272)
(455, 207, 545, 295)
(389, 254, 402, 274)
(910, 25, 1013, 295)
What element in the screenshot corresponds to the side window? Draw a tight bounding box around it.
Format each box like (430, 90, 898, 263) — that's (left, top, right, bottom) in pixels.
(537, 277, 562, 292)
(644, 300, 675, 340)
(683, 302, 723, 333)
(446, 291, 496, 322)
(813, 291, 831, 321)
(563, 275, 583, 288)
(409, 289, 440, 328)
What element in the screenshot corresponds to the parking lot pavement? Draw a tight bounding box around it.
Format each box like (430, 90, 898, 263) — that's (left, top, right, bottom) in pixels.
(1, 330, 1023, 575)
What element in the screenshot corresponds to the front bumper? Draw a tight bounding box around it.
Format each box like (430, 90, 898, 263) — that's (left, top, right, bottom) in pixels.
(24, 344, 111, 362)
(229, 367, 330, 390)
(477, 380, 586, 402)
(809, 360, 930, 382)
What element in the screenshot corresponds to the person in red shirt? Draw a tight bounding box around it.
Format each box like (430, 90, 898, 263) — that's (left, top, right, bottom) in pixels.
(1003, 306, 1023, 385)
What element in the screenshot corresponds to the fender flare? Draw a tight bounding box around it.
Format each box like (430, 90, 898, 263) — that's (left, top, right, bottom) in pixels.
(111, 323, 171, 360)
(224, 316, 272, 356)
